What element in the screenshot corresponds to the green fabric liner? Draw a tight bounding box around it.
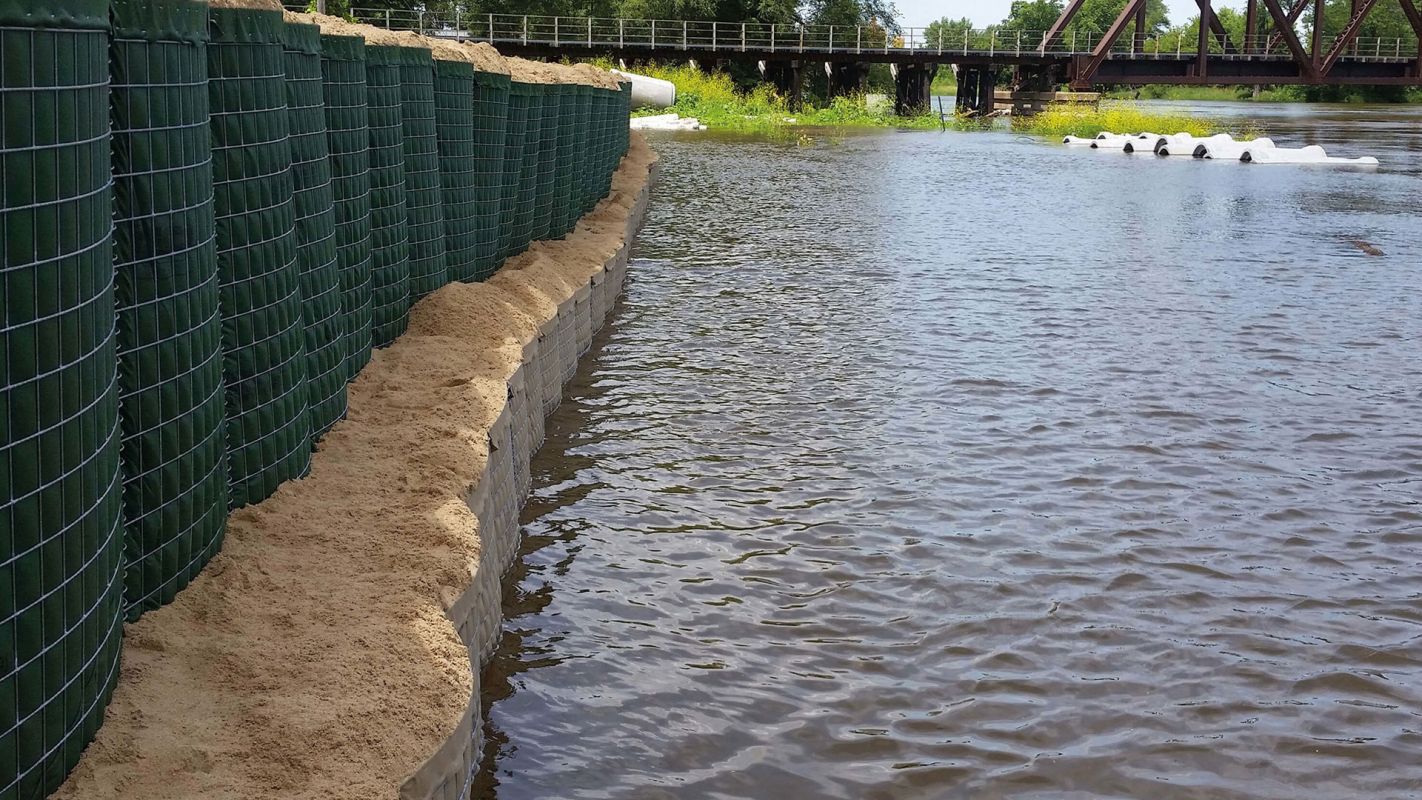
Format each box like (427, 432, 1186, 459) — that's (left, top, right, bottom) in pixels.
(110, 0, 228, 622)
(208, 4, 284, 45)
(320, 33, 374, 379)
(208, 6, 312, 509)
(497, 82, 531, 263)
(0, 19, 124, 800)
(551, 85, 577, 239)
(573, 87, 593, 216)
(469, 71, 509, 282)
(396, 46, 448, 305)
(512, 84, 544, 259)
(434, 59, 479, 284)
(285, 22, 347, 441)
(365, 45, 410, 348)
(532, 84, 560, 242)
(0, 0, 107, 28)
(110, 0, 206, 42)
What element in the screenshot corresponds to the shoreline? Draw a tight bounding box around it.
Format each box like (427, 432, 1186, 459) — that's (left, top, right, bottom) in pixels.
(54, 135, 658, 800)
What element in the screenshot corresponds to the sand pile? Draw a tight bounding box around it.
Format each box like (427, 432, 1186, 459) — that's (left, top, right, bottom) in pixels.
(53, 133, 657, 800)
(213, 0, 282, 9)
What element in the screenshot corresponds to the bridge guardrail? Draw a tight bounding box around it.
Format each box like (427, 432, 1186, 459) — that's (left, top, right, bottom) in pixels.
(306, 7, 1420, 63)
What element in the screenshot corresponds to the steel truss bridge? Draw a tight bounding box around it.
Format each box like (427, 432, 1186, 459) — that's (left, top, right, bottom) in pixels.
(339, 0, 1422, 89)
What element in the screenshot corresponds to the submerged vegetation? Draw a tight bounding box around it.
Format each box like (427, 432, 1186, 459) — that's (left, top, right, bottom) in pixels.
(625, 64, 941, 131)
(1012, 102, 1251, 139)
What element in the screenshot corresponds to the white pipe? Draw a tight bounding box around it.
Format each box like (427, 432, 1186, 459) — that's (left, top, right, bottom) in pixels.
(1090, 134, 1134, 149)
(1118, 133, 1161, 153)
(611, 68, 676, 110)
(1193, 137, 1275, 159)
(1155, 133, 1232, 156)
(1063, 135, 1097, 145)
(1242, 145, 1379, 166)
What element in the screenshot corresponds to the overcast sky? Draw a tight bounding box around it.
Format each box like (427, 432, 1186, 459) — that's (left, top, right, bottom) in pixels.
(891, 0, 1244, 29)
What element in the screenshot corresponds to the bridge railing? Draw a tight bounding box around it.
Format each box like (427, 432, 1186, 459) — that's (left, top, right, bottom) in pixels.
(327, 8, 1420, 62)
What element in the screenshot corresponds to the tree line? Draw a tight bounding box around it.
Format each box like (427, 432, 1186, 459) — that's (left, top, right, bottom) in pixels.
(320, 0, 898, 29)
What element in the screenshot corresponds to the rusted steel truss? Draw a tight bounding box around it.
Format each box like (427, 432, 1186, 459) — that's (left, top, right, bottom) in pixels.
(1075, 0, 1148, 83)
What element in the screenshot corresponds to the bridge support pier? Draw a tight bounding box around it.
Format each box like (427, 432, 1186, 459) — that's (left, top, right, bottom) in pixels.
(954, 65, 997, 116)
(763, 60, 804, 111)
(825, 62, 867, 98)
(893, 63, 937, 115)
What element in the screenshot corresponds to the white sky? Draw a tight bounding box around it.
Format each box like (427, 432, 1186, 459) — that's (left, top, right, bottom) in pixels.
(891, 0, 1245, 29)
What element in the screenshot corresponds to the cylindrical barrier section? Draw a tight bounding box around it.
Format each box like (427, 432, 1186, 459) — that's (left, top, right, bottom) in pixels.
(533, 83, 559, 242)
(396, 44, 448, 305)
(512, 84, 544, 259)
(497, 81, 532, 262)
(365, 44, 410, 348)
(208, 5, 311, 508)
(573, 85, 593, 215)
(470, 68, 510, 281)
(0, 1, 125, 795)
(551, 84, 577, 239)
(283, 20, 346, 441)
(433, 56, 479, 284)
(110, 0, 227, 619)
(318, 32, 373, 379)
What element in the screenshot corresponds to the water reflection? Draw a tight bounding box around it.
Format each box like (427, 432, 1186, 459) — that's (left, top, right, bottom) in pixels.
(478, 104, 1422, 800)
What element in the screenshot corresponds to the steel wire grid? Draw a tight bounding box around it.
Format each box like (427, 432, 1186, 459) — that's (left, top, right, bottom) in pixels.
(550, 85, 577, 239)
(0, 20, 125, 799)
(434, 59, 479, 285)
(468, 71, 508, 282)
(511, 85, 543, 259)
(109, 0, 229, 620)
(208, 7, 312, 509)
(365, 46, 410, 349)
(532, 86, 559, 243)
(396, 48, 448, 305)
(284, 23, 347, 441)
(496, 83, 530, 264)
(319, 34, 374, 380)
(571, 86, 592, 217)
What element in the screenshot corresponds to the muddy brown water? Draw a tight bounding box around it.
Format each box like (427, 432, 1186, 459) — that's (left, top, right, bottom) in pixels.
(476, 103, 1422, 799)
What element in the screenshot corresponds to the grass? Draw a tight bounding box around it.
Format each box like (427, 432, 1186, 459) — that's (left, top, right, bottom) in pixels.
(624, 64, 941, 131)
(1012, 102, 1247, 139)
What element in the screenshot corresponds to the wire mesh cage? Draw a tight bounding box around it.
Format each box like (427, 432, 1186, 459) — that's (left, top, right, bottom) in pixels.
(283, 21, 346, 442)
(318, 32, 373, 380)
(469, 70, 509, 282)
(496, 81, 531, 264)
(365, 44, 410, 349)
(208, 6, 311, 508)
(434, 59, 479, 284)
(512, 84, 544, 258)
(109, 0, 229, 619)
(396, 46, 448, 305)
(551, 84, 577, 240)
(532, 85, 559, 243)
(1, 3, 125, 796)
(572, 85, 593, 216)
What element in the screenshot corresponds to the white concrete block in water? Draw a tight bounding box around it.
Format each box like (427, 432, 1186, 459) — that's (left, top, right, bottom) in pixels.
(1193, 137, 1275, 159)
(1062, 135, 1097, 145)
(612, 68, 676, 109)
(1119, 133, 1163, 153)
(1241, 144, 1379, 166)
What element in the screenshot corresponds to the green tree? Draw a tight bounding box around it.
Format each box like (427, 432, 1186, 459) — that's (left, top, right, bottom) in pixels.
(1064, 0, 1169, 38)
(922, 15, 973, 49)
(999, 0, 1064, 34)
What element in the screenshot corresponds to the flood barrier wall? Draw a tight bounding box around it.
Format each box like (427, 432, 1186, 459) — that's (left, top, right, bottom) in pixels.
(0, 3, 631, 796)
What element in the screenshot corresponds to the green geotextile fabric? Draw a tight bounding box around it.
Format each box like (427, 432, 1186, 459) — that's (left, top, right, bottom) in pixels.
(283, 21, 345, 441)
(619, 80, 632, 160)
(109, 0, 226, 621)
(208, 6, 311, 509)
(512, 84, 543, 259)
(551, 85, 576, 239)
(434, 60, 478, 284)
(497, 82, 530, 263)
(396, 47, 447, 305)
(469, 71, 508, 282)
(0, 8, 125, 799)
(532, 85, 559, 242)
(319, 33, 372, 380)
(572, 87, 592, 217)
(364, 45, 409, 349)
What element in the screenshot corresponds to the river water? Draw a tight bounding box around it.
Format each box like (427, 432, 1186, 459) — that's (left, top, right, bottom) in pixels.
(476, 102, 1422, 799)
